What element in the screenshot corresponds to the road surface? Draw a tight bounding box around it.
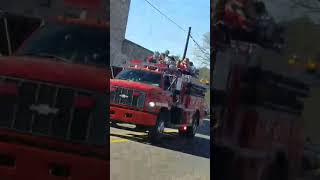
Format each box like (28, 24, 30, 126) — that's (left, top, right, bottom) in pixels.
(110, 119, 211, 180)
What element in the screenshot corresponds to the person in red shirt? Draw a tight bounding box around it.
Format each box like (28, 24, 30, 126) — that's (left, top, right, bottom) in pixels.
(224, 0, 249, 30)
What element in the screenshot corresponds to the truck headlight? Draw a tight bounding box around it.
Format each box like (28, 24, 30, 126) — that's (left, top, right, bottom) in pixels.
(148, 102, 155, 108)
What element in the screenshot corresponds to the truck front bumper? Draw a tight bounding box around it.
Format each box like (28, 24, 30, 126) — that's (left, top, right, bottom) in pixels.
(110, 105, 157, 126)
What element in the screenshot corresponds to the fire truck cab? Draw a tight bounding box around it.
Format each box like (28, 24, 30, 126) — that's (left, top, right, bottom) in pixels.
(110, 60, 207, 142)
(0, 13, 109, 179)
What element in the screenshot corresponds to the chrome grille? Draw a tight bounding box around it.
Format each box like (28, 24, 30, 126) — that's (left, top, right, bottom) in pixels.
(110, 86, 145, 108)
(0, 76, 95, 144)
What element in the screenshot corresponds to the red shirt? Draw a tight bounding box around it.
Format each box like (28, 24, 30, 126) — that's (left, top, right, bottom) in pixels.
(223, 0, 249, 29)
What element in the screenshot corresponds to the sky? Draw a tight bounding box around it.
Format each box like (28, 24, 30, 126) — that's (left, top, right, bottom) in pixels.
(125, 0, 210, 67)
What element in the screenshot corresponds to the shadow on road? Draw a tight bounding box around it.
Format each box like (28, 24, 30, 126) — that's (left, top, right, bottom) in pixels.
(110, 123, 210, 159)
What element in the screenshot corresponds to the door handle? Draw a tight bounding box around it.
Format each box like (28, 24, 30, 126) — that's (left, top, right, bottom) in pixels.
(49, 163, 70, 178)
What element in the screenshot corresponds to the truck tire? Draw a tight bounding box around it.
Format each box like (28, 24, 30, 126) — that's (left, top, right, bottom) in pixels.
(135, 125, 148, 132)
(148, 111, 167, 143)
(110, 121, 117, 127)
(261, 152, 289, 180)
(171, 107, 182, 124)
(179, 113, 199, 138)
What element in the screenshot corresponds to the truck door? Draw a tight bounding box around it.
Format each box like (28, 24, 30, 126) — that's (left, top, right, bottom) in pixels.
(163, 74, 178, 103)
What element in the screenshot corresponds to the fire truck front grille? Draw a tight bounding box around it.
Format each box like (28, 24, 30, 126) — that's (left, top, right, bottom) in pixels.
(0, 76, 94, 144)
(110, 87, 145, 108)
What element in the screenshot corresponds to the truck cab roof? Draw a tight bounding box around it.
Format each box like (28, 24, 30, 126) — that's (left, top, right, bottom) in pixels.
(126, 67, 163, 74)
(50, 16, 109, 29)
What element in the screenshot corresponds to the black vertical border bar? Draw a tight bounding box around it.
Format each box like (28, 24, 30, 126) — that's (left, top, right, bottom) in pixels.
(210, 0, 213, 179)
(210, 0, 215, 179)
(103, 0, 110, 179)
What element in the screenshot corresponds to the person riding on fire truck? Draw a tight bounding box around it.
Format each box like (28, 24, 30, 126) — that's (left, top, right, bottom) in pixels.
(177, 58, 192, 75)
(147, 50, 198, 77)
(146, 51, 160, 63)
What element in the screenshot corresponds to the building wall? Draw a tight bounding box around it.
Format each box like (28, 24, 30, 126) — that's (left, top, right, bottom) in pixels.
(110, 0, 130, 66)
(122, 39, 153, 61)
(110, 0, 152, 66)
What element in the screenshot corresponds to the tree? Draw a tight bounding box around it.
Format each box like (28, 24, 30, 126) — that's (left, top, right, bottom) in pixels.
(193, 32, 210, 67)
(284, 16, 320, 57)
(191, 32, 211, 104)
(292, 0, 320, 13)
(198, 67, 210, 104)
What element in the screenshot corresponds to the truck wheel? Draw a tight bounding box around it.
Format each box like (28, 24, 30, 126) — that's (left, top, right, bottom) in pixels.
(110, 121, 117, 127)
(179, 113, 199, 138)
(148, 112, 167, 143)
(261, 152, 289, 180)
(135, 125, 148, 132)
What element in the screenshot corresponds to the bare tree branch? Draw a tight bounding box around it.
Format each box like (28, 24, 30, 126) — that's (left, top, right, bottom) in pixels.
(193, 32, 210, 66)
(292, 0, 320, 11)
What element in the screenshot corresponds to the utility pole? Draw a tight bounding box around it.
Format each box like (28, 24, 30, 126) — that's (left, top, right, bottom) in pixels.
(182, 27, 191, 60)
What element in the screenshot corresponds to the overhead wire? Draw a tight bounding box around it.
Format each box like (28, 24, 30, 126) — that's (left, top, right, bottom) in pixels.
(142, 0, 210, 62)
(143, 0, 187, 33)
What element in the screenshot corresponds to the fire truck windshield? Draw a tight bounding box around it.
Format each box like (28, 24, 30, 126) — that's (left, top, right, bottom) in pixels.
(116, 68, 161, 87)
(15, 22, 108, 66)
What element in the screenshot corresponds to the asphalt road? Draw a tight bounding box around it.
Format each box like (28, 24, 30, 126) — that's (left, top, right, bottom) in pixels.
(110, 119, 211, 180)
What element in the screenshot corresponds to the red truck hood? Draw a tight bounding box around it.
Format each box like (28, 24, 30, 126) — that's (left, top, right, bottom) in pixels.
(0, 56, 108, 92)
(111, 79, 161, 92)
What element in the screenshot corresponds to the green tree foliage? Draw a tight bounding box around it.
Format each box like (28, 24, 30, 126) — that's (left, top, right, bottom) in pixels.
(198, 67, 210, 104)
(292, 0, 320, 13)
(284, 16, 320, 58)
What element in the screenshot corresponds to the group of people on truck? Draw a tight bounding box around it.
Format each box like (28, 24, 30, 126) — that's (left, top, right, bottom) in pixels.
(146, 50, 199, 77)
(214, 0, 284, 51)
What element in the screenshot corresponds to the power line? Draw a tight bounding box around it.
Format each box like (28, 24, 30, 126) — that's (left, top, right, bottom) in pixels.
(142, 0, 210, 61)
(142, 0, 187, 33)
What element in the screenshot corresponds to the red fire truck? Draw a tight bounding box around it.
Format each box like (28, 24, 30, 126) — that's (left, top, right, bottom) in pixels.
(0, 15, 109, 179)
(110, 60, 207, 142)
(213, 41, 309, 180)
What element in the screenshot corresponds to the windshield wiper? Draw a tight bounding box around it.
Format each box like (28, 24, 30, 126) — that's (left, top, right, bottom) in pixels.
(19, 52, 70, 63)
